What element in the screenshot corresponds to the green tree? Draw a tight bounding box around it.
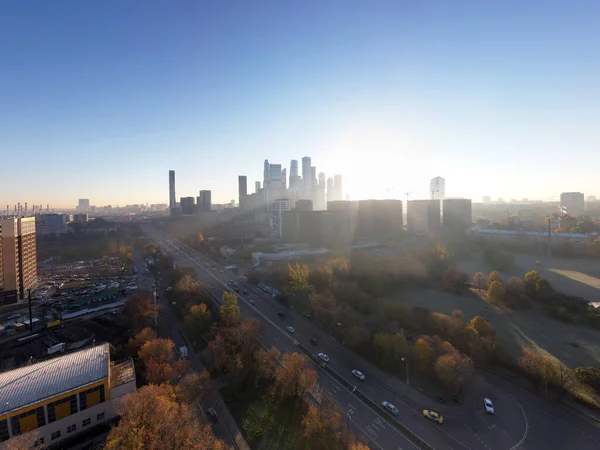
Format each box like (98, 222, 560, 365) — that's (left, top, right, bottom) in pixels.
(487, 270, 503, 288)
(183, 303, 212, 343)
(468, 316, 494, 337)
(487, 280, 505, 305)
(242, 393, 277, 441)
(288, 263, 311, 292)
(525, 270, 541, 296)
(373, 332, 407, 369)
(574, 367, 600, 392)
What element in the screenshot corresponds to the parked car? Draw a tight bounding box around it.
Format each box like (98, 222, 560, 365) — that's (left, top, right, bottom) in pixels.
(206, 407, 219, 423)
(382, 401, 398, 415)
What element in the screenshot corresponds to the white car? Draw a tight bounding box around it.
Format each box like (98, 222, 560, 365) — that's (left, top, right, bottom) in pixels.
(318, 353, 330, 363)
(352, 369, 365, 381)
(484, 398, 495, 414)
(382, 401, 399, 415)
(287, 326, 295, 333)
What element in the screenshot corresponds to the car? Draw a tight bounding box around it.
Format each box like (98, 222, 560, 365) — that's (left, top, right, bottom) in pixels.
(249, 299, 255, 305)
(352, 369, 365, 381)
(277, 311, 285, 317)
(318, 353, 330, 363)
(423, 409, 443, 424)
(243, 290, 248, 295)
(310, 338, 318, 346)
(234, 288, 240, 293)
(220, 270, 224, 273)
(382, 401, 399, 415)
(206, 407, 219, 424)
(287, 326, 295, 333)
(484, 398, 495, 414)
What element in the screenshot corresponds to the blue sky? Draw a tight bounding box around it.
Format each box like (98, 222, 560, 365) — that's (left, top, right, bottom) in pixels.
(1, 1, 599, 208)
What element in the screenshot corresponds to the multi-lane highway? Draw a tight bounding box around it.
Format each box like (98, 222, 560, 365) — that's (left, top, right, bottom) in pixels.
(144, 225, 600, 450)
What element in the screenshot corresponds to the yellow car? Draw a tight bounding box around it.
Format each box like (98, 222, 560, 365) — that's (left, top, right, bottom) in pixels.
(423, 409, 443, 424)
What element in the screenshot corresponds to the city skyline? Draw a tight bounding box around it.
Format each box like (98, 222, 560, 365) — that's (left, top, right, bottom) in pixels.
(2, 2, 600, 207)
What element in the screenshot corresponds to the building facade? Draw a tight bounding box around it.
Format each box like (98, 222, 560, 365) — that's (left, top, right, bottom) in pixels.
(198, 190, 212, 213)
(272, 199, 291, 238)
(35, 214, 69, 236)
(430, 177, 445, 200)
(238, 176, 247, 209)
(168, 170, 176, 210)
(407, 200, 441, 234)
(180, 197, 196, 216)
(357, 200, 403, 237)
(0, 217, 37, 302)
(0, 344, 135, 449)
(442, 199, 472, 231)
(560, 192, 585, 215)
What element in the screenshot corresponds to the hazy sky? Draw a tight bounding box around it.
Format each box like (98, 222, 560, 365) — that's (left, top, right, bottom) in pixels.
(1, 1, 599, 208)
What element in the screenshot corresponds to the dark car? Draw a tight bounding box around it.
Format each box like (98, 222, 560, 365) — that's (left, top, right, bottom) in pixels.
(243, 290, 248, 294)
(277, 311, 285, 317)
(310, 338, 318, 346)
(206, 407, 219, 423)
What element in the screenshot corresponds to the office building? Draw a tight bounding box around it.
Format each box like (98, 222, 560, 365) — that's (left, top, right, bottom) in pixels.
(357, 200, 403, 237)
(72, 214, 88, 225)
(238, 176, 247, 209)
(407, 200, 441, 234)
(198, 191, 212, 213)
(77, 199, 90, 213)
(333, 174, 343, 201)
(326, 177, 334, 203)
(0, 344, 136, 449)
(272, 199, 291, 238)
(302, 157, 312, 198)
(281, 168, 287, 190)
(0, 217, 37, 302)
(442, 199, 472, 231)
(560, 192, 585, 215)
(35, 214, 69, 236)
(290, 160, 299, 179)
(263, 160, 270, 186)
(255, 181, 261, 193)
(180, 197, 196, 216)
(168, 170, 176, 209)
(430, 177, 445, 200)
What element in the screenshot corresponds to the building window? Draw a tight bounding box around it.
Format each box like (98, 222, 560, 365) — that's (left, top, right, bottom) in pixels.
(82, 418, 91, 427)
(0, 419, 9, 442)
(79, 385, 105, 411)
(34, 437, 45, 447)
(51, 430, 61, 440)
(67, 424, 77, 433)
(97, 413, 105, 422)
(48, 394, 77, 423)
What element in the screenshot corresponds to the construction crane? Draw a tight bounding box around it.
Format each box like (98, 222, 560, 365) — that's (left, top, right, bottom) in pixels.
(404, 191, 415, 201)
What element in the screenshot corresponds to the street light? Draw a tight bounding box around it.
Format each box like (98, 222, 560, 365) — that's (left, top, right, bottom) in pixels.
(401, 357, 409, 385)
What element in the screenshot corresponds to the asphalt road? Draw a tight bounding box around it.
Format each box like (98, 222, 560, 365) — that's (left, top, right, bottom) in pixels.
(144, 226, 600, 450)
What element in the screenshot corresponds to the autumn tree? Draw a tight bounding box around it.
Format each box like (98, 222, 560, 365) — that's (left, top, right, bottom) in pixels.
(373, 332, 407, 369)
(183, 303, 212, 342)
(524, 270, 541, 296)
(309, 265, 334, 291)
(219, 290, 240, 326)
(105, 384, 224, 450)
(138, 338, 183, 385)
(178, 371, 213, 408)
(242, 392, 278, 441)
(274, 352, 317, 400)
(349, 443, 371, 450)
(302, 395, 343, 450)
(254, 346, 281, 382)
(288, 263, 312, 292)
(125, 290, 158, 333)
(472, 272, 486, 292)
(468, 316, 494, 337)
(487, 270, 503, 288)
(127, 327, 156, 357)
(435, 351, 474, 393)
(414, 336, 435, 371)
(442, 268, 468, 292)
(487, 280, 505, 305)
(506, 276, 525, 294)
(309, 291, 339, 331)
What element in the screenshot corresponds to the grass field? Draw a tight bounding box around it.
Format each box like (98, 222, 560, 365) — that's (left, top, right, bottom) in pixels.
(399, 286, 600, 368)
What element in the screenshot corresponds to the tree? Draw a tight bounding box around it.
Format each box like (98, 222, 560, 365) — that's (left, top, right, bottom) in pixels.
(288, 263, 311, 292)
(219, 291, 240, 326)
(487, 271, 502, 288)
(302, 396, 343, 449)
(536, 278, 553, 298)
(105, 384, 224, 450)
(274, 352, 317, 400)
(442, 268, 468, 293)
(242, 393, 277, 441)
(349, 443, 371, 450)
(506, 277, 524, 294)
(373, 332, 407, 369)
(524, 270, 541, 296)
(254, 346, 281, 382)
(309, 265, 334, 291)
(473, 272, 486, 292)
(125, 290, 158, 333)
(178, 371, 213, 407)
(5, 432, 41, 450)
(487, 280, 505, 305)
(246, 269, 259, 284)
(435, 352, 474, 393)
(184, 303, 212, 341)
(414, 336, 435, 371)
(138, 338, 182, 385)
(574, 367, 600, 392)
(468, 316, 494, 337)
(127, 327, 156, 357)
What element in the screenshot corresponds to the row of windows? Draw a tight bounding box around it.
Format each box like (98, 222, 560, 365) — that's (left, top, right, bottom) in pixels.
(3, 412, 106, 444)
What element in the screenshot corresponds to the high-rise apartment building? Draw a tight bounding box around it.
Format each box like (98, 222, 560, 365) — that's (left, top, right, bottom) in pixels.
(326, 177, 334, 203)
(0, 217, 37, 302)
(290, 160, 298, 178)
(180, 197, 196, 216)
(357, 200, 403, 236)
(430, 177, 445, 200)
(442, 199, 472, 231)
(407, 200, 441, 234)
(198, 190, 212, 213)
(302, 157, 312, 198)
(255, 181, 261, 193)
(272, 199, 291, 238)
(168, 170, 176, 209)
(560, 192, 585, 215)
(77, 199, 90, 212)
(238, 176, 247, 209)
(333, 174, 343, 201)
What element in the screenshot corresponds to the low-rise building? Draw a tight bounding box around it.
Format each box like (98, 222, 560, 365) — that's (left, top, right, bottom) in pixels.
(0, 344, 135, 449)
(469, 228, 593, 249)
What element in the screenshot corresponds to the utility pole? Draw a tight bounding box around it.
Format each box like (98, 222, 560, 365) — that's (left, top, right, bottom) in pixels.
(28, 289, 33, 334)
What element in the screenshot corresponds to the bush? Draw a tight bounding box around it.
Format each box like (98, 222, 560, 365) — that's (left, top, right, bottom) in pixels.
(543, 305, 574, 323)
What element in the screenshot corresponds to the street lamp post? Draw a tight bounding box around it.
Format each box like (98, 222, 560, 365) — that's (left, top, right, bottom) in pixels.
(402, 357, 409, 385)
(152, 283, 158, 335)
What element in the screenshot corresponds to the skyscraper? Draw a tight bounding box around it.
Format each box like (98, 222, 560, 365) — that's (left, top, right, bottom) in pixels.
(272, 199, 291, 238)
(169, 170, 176, 209)
(238, 176, 247, 209)
(290, 160, 298, 178)
(282, 168, 287, 190)
(334, 174, 343, 201)
(327, 177, 334, 203)
(302, 157, 311, 198)
(430, 176, 445, 200)
(263, 160, 270, 186)
(0, 217, 37, 301)
(77, 199, 90, 212)
(255, 181, 261, 193)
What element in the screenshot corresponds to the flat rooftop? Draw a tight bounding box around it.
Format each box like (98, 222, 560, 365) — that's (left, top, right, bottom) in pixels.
(0, 344, 110, 416)
(110, 359, 136, 388)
